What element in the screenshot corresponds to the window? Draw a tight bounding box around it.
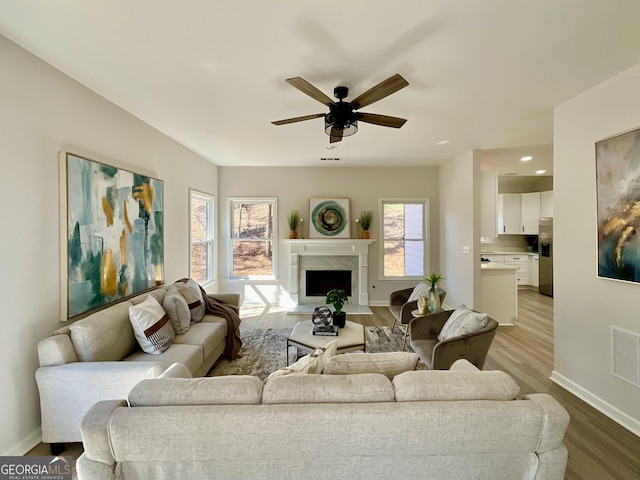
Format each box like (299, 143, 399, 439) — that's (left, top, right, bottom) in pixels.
(230, 198, 276, 278)
(190, 190, 215, 285)
(380, 199, 428, 278)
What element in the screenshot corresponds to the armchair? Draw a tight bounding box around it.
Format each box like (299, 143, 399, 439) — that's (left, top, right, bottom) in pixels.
(388, 286, 446, 350)
(409, 310, 498, 370)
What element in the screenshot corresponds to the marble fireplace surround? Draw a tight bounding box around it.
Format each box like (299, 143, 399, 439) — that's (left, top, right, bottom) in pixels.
(285, 239, 375, 311)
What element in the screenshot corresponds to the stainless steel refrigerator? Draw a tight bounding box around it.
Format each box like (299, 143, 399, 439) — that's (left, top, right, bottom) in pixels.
(538, 217, 553, 297)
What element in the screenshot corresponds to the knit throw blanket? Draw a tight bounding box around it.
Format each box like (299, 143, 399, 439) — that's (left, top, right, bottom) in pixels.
(177, 278, 243, 360)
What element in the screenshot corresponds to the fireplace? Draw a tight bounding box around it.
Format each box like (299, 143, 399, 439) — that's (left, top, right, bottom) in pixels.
(305, 270, 352, 297)
(285, 239, 375, 306)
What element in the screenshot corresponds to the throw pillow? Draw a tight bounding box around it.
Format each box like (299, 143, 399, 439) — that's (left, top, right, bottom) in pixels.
(162, 285, 191, 334)
(267, 340, 338, 379)
(323, 352, 420, 379)
(175, 278, 205, 323)
(129, 295, 176, 354)
(407, 282, 430, 302)
(437, 305, 488, 342)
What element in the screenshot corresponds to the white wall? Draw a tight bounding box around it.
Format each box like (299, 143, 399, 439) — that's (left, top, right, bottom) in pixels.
(0, 35, 217, 455)
(438, 151, 481, 308)
(554, 62, 640, 435)
(217, 166, 440, 304)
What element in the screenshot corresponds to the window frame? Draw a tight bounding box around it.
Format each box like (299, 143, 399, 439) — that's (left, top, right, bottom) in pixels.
(189, 189, 216, 286)
(228, 197, 278, 280)
(378, 198, 430, 281)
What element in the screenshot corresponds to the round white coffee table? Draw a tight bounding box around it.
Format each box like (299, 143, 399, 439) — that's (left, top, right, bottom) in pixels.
(286, 320, 366, 365)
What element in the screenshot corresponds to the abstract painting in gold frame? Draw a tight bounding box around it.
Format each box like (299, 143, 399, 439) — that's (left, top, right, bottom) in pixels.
(60, 152, 164, 320)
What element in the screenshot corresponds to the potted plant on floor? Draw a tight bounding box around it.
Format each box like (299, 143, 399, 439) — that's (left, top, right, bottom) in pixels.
(426, 272, 444, 313)
(326, 288, 348, 328)
(287, 210, 299, 239)
(358, 210, 373, 239)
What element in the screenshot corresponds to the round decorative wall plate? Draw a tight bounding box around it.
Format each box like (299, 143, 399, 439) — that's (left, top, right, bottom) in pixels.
(311, 200, 347, 237)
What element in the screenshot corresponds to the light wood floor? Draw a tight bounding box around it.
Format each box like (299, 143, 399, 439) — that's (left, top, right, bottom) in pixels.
(28, 290, 640, 480)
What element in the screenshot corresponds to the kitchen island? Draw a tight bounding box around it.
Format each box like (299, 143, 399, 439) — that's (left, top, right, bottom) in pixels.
(478, 263, 518, 325)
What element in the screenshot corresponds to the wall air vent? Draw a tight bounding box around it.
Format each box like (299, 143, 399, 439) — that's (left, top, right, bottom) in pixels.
(611, 326, 640, 388)
(320, 157, 340, 161)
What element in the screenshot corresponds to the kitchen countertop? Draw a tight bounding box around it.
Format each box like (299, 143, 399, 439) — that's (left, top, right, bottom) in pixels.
(481, 251, 538, 256)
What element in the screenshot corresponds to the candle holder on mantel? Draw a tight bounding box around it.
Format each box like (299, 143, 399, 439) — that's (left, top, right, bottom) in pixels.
(354, 218, 359, 239)
(299, 218, 304, 239)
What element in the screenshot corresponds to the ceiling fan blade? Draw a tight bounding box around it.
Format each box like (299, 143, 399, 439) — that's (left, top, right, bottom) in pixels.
(271, 113, 325, 125)
(349, 74, 409, 110)
(330, 126, 343, 143)
(286, 77, 336, 106)
(358, 112, 407, 128)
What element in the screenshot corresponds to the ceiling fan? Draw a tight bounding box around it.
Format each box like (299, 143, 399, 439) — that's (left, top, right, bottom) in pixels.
(271, 74, 409, 143)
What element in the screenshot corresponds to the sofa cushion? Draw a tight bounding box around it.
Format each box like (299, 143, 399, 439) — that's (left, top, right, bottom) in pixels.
(70, 301, 136, 362)
(438, 305, 488, 341)
(173, 322, 226, 360)
(324, 352, 420, 379)
(263, 373, 394, 404)
(129, 295, 176, 354)
(124, 344, 203, 376)
(266, 340, 337, 379)
(129, 376, 264, 406)
(162, 285, 191, 334)
(175, 279, 205, 323)
(393, 370, 520, 401)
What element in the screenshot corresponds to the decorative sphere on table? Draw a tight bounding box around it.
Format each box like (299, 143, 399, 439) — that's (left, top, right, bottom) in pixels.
(312, 306, 333, 326)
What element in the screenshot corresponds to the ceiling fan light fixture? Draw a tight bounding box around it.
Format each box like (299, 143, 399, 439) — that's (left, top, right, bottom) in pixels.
(325, 117, 358, 137)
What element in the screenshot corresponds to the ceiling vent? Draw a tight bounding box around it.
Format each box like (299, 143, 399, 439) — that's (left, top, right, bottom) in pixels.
(611, 326, 640, 388)
(320, 157, 341, 161)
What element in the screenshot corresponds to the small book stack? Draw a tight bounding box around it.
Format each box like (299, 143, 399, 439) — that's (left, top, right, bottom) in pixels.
(312, 324, 339, 336)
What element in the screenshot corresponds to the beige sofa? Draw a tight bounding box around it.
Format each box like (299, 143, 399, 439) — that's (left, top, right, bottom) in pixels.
(77, 360, 569, 480)
(35, 285, 239, 451)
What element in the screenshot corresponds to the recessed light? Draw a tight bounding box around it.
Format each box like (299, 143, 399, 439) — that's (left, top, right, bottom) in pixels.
(437, 140, 450, 145)
(326, 145, 336, 150)
(521, 156, 533, 162)
(536, 169, 546, 174)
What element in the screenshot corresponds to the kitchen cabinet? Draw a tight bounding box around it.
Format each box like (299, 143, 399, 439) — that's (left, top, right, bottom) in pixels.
(521, 192, 541, 234)
(498, 192, 543, 235)
(497, 194, 521, 234)
(480, 170, 498, 242)
(505, 254, 529, 286)
(540, 190, 553, 217)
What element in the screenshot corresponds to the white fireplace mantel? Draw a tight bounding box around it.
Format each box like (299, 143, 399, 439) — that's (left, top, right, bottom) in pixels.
(285, 239, 375, 306)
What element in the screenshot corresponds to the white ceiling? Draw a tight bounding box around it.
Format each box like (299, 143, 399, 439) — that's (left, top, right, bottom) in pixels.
(1, 1, 640, 172)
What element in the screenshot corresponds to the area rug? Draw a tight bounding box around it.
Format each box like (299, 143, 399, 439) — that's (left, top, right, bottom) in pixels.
(209, 326, 414, 380)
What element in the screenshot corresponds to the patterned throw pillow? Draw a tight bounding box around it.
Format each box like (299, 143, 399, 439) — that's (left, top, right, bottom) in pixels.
(163, 285, 191, 335)
(129, 295, 176, 354)
(175, 278, 205, 323)
(437, 305, 488, 342)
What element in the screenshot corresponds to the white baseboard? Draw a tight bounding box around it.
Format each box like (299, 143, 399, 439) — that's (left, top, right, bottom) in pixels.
(3, 427, 41, 456)
(369, 301, 387, 307)
(550, 370, 640, 438)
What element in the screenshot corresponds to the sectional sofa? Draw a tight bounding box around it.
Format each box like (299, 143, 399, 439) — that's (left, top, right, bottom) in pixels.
(35, 285, 239, 451)
(77, 360, 570, 480)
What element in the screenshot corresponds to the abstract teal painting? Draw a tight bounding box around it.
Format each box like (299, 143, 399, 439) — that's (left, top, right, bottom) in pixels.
(62, 152, 164, 319)
(596, 127, 640, 284)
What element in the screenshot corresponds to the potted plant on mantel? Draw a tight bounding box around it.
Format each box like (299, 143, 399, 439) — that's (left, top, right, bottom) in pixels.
(326, 288, 348, 328)
(358, 210, 373, 239)
(287, 210, 299, 239)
